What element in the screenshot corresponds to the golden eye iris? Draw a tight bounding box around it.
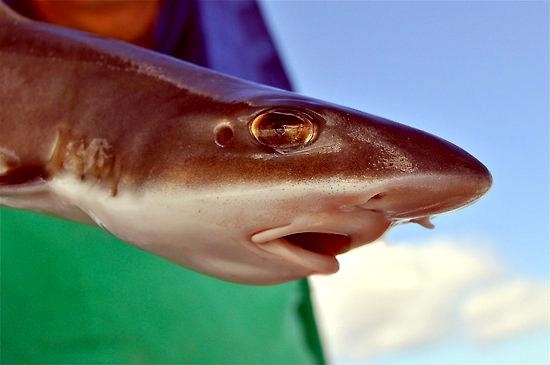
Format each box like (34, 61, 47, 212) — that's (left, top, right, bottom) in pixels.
(250, 110, 317, 152)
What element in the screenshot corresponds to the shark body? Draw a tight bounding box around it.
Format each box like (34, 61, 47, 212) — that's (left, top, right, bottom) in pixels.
(0, 4, 491, 284)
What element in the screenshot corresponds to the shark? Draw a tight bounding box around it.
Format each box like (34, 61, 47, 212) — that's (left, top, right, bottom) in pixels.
(0, 3, 491, 284)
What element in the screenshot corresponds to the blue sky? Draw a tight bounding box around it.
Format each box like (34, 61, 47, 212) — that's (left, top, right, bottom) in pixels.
(262, 1, 549, 364)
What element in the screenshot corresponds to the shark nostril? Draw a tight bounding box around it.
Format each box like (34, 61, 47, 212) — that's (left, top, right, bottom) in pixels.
(360, 192, 387, 210)
(370, 192, 385, 200)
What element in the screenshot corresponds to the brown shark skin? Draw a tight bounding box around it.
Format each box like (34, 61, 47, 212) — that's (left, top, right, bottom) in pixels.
(0, 10, 489, 196)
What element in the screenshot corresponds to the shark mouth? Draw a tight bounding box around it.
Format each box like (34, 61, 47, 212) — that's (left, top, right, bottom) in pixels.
(250, 209, 393, 274)
(282, 232, 352, 257)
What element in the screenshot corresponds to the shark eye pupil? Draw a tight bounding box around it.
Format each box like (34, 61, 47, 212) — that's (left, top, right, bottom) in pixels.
(250, 110, 317, 152)
(274, 122, 286, 135)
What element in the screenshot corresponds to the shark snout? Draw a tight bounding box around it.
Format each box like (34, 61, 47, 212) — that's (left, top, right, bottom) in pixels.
(357, 112, 492, 212)
(359, 131, 492, 222)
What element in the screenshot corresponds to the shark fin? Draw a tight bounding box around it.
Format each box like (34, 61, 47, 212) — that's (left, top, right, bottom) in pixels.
(0, 148, 93, 224)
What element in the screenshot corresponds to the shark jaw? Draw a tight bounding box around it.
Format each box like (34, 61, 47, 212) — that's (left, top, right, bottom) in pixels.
(38, 169, 490, 285)
(246, 173, 490, 284)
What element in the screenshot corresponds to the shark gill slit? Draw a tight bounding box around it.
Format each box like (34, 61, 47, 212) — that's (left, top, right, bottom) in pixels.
(48, 128, 121, 196)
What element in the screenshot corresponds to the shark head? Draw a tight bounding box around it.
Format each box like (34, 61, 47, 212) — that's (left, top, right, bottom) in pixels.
(70, 89, 490, 284)
(0, 4, 492, 284)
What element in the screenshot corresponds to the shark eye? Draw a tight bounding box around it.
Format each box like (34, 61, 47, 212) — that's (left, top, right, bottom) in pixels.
(250, 110, 317, 152)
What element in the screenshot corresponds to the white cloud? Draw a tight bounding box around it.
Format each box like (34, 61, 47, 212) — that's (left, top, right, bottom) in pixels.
(310, 237, 549, 362)
(462, 279, 549, 342)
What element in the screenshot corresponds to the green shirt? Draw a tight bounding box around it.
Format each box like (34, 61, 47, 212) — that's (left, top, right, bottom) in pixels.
(1, 207, 324, 364)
